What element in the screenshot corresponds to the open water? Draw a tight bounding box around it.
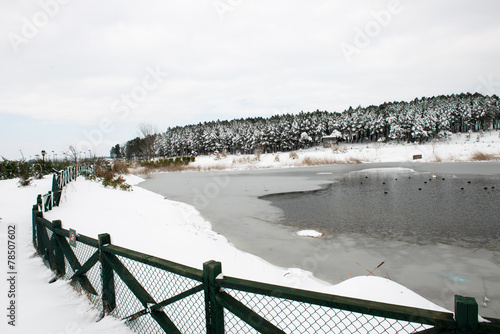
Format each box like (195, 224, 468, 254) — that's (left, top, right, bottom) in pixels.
(263, 169, 500, 250)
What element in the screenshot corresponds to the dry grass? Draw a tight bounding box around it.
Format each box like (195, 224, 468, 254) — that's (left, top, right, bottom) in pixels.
(302, 157, 337, 166)
(112, 160, 129, 174)
(300, 156, 362, 166)
(131, 159, 231, 174)
(431, 155, 443, 162)
(149, 163, 228, 172)
(186, 163, 228, 171)
(232, 156, 258, 164)
(331, 145, 347, 154)
(471, 151, 498, 161)
(158, 164, 189, 172)
(131, 164, 192, 175)
(344, 157, 362, 164)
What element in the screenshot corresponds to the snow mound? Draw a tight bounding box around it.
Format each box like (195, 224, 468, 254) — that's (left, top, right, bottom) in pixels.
(296, 229, 323, 238)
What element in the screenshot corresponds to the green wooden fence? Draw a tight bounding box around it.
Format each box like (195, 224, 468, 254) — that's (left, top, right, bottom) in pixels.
(32, 166, 500, 333)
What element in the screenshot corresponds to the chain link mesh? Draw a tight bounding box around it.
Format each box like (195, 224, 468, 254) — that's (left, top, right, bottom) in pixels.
(62, 239, 102, 307)
(222, 288, 430, 334)
(40, 225, 53, 269)
(107, 255, 206, 334)
(45, 226, 53, 240)
(110, 268, 165, 334)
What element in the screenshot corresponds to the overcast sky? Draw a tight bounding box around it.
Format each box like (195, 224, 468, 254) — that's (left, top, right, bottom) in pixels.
(1, 0, 499, 159)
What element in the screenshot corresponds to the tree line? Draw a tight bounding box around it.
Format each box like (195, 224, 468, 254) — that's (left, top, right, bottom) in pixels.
(117, 93, 500, 159)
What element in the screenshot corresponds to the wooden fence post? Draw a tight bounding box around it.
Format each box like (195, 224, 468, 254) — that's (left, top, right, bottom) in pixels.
(98, 233, 116, 313)
(52, 220, 66, 277)
(32, 204, 38, 248)
(37, 194, 42, 211)
(35, 211, 45, 256)
(455, 295, 478, 333)
(52, 173, 61, 207)
(204, 260, 224, 334)
(47, 191, 53, 211)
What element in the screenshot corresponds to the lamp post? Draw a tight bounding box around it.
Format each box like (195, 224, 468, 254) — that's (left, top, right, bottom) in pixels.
(41, 150, 46, 164)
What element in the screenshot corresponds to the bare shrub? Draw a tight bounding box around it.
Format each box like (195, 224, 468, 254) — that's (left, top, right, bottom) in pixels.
(471, 151, 497, 161)
(112, 160, 129, 174)
(289, 151, 298, 159)
(274, 155, 280, 162)
(93, 159, 113, 179)
(344, 157, 362, 164)
(302, 157, 317, 165)
(232, 155, 257, 165)
(18, 160, 32, 187)
(86, 158, 131, 190)
(294, 155, 362, 166)
(143, 167, 152, 179)
(189, 163, 227, 171)
(253, 144, 264, 161)
(432, 155, 442, 162)
(331, 145, 347, 154)
(157, 163, 188, 172)
(302, 157, 339, 166)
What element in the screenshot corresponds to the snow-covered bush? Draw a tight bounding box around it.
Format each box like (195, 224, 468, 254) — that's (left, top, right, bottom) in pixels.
(18, 160, 32, 187)
(85, 158, 131, 191)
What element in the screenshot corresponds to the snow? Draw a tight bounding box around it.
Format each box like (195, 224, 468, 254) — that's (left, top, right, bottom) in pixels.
(2, 131, 499, 332)
(296, 230, 323, 238)
(0, 178, 133, 334)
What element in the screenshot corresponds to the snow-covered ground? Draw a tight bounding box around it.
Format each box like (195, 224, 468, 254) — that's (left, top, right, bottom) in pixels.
(0, 177, 133, 334)
(1, 130, 499, 333)
(189, 131, 500, 171)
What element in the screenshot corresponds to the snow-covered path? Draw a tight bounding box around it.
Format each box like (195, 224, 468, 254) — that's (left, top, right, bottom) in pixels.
(0, 178, 133, 334)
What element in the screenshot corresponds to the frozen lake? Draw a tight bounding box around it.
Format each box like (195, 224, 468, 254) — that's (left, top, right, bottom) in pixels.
(139, 162, 500, 318)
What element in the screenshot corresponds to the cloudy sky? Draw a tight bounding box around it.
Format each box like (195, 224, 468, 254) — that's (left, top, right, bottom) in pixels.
(1, 0, 499, 159)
